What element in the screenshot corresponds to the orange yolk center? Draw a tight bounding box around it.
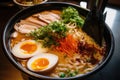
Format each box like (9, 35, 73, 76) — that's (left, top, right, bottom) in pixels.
(20, 42, 37, 54)
(31, 58, 49, 70)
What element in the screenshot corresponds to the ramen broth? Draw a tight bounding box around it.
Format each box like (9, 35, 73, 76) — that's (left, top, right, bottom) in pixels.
(10, 7, 106, 78)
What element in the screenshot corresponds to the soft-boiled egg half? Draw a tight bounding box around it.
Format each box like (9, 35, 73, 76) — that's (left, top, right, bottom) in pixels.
(11, 40, 48, 58)
(27, 53, 58, 72)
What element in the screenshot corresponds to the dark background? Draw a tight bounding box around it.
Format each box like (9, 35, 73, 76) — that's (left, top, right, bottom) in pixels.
(0, 0, 120, 80)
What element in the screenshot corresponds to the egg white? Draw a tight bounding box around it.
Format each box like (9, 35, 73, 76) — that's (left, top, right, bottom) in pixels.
(27, 53, 58, 72)
(11, 40, 48, 58)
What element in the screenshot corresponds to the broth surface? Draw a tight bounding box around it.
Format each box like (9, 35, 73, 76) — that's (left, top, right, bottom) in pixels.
(10, 7, 106, 78)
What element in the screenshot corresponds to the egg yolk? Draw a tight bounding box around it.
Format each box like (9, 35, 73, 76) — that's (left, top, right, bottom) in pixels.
(20, 42, 37, 54)
(31, 58, 49, 70)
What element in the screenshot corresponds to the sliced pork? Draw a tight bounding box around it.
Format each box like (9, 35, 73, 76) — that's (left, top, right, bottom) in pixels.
(14, 11, 61, 34)
(14, 23, 38, 34)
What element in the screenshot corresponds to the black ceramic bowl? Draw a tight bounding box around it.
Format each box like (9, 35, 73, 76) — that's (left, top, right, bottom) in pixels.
(2, 2, 114, 80)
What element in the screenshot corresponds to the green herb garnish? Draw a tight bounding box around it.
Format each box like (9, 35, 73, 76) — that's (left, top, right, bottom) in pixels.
(29, 21, 68, 47)
(61, 6, 84, 28)
(59, 72, 66, 78)
(68, 72, 76, 77)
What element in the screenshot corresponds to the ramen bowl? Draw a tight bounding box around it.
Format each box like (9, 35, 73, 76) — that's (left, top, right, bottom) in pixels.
(2, 2, 114, 80)
(13, 0, 48, 8)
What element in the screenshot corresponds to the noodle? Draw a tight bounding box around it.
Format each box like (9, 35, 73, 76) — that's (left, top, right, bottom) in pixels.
(10, 7, 106, 78)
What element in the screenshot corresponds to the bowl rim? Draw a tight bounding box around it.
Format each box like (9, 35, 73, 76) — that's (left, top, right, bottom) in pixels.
(13, 0, 48, 7)
(2, 2, 115, 80)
